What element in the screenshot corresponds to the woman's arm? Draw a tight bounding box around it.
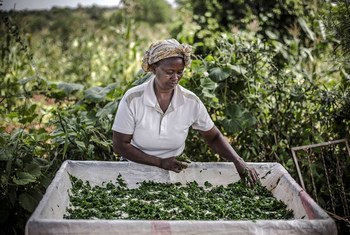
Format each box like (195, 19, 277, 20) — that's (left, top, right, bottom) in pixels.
(113, 131, 187, 173)
(198, 126, 259, 186)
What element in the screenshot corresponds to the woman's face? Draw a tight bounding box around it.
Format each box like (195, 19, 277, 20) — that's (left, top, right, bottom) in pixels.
(152, 57, 185, 92)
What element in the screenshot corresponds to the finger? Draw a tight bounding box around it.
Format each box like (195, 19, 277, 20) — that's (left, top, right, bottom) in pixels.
(253, 171, 259, 183)
(249, 170, 258, 182)
(248, 170, 259, 186)
(178, 162, 188, 169)
(245, 177, 252, 188)
(242, 173, 253, 187)
(248, 177, 255, 187)
(176, 160, 188, 169)
(172, 167, 181, 173)
(252, 169, 259, 182)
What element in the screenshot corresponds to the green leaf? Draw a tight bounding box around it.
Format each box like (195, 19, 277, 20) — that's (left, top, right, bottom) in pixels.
(190, 59, 203, 69)
(298, 18, 315, 41)
(75, 140, 86, 149)
(209, 67, 230, 82)
(222, 104, 256, 134)
(49, 131, 66, 138)
(24, 163, 41, 178)
(41, 177, 52, 188)
(0, 133, 7, 145)
(13, 172, 36, 185)
(18, 76, 35, 85)
(33, 157, 49, 167)
(301, 48, 314, 62)
(226, 64, 247, 75)
(96, 100, 119, 118)
(91, 136, 110, 148)
(204, 55, 215, 62)
(19, 113, 38, 124)
(18, 104, 39, 124)
(1, 175, 8, 185)
(57, 82, 84, 96)
(0, 149, 12, 161)
(200, 77, 218, 98)
(265, 30, 279, 40)
(47, 82, 66, 100)
(84, 83, 118, 102)
(19, 191, 42, 212)
(7, 112, 19, 119)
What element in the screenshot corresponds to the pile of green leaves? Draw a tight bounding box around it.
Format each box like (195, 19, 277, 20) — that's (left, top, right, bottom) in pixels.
(65, 174, 293, 220)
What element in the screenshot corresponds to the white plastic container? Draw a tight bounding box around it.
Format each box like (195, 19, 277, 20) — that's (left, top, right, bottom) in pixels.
(26, 160, 337, 235)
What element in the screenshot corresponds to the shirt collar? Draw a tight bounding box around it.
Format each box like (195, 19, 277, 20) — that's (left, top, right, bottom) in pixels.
(143, 75, 157, 107)
(172, 82, 185, 109)
(143, 75, 185, 109)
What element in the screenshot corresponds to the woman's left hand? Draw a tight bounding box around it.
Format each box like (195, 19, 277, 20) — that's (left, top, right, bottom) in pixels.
(235, 160, 260, 187)
(198, 126, 260, 186)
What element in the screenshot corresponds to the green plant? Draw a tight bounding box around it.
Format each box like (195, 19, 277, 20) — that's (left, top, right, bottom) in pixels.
(181, 31, 347, 170)
(0, 128, 57, 234)
(0, 8, 154, 234)
(48, 83, 122, 161)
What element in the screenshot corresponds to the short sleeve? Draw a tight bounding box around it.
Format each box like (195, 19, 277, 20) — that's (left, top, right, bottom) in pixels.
(112, 96, 135, 135)
(191, 99, 214, 131)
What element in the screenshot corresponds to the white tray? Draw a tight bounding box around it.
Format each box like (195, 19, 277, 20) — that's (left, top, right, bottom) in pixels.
(26, 160, 337, 235)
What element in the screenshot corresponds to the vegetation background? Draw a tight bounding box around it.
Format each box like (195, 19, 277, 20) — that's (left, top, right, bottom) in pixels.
(0, 0, 349, 234)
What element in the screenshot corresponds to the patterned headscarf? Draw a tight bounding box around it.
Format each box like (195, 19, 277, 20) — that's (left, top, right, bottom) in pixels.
(142, 39, 192, 72)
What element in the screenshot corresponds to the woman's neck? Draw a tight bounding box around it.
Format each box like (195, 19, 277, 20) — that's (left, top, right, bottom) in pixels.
(154, 84, 174, 112)
(154, 83, 174, 99)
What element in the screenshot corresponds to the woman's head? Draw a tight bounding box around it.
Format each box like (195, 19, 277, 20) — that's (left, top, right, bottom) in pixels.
(142, 39, 192, 73)
(151, 57, 185, 91)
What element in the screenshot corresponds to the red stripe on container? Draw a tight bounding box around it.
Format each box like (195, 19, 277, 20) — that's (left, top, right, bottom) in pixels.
(300, 190, 316, 219)
(152, 221, 172, 235)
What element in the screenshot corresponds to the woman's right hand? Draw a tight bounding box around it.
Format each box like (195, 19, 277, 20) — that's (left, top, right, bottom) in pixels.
(160, 157, 188, 173)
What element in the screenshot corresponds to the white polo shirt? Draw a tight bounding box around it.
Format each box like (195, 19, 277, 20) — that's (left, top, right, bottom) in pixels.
(112, 75, 214, 158)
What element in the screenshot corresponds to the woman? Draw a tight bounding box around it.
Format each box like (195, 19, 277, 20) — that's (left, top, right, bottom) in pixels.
(112, 39, 259, 186)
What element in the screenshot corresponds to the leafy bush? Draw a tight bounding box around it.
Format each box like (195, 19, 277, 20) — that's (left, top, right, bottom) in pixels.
(0, 7, 148, 233)
(0, 80, 125, 233)
(0, 128, 57, 234)
(181, 31, 349, 170)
